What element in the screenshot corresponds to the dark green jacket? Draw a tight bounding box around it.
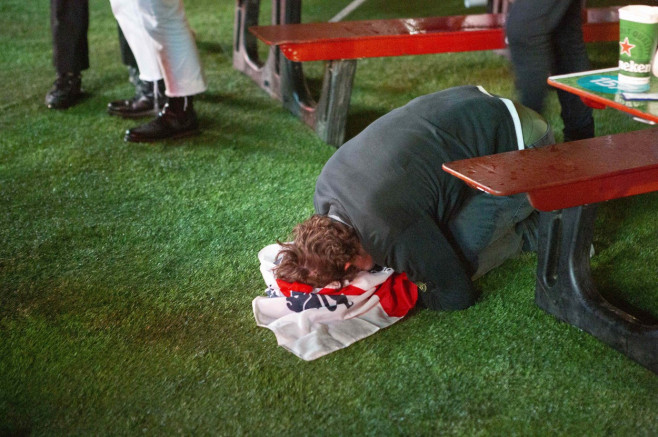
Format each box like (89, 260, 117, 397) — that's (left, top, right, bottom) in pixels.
(314, 86, 519, 310)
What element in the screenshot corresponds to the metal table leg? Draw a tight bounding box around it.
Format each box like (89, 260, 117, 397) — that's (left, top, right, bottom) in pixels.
(233, 0, 356, 147)
(535, 205, 658, 373)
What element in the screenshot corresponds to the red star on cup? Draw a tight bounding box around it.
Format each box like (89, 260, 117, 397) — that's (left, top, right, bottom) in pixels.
(620, 37, 635, 56)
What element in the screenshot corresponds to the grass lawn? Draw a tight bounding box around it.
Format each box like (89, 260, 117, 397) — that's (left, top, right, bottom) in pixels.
(1, 0, 657, 435)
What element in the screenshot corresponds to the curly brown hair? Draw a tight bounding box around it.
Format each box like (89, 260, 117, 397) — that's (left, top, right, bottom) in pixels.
(274, 215, 363, 288)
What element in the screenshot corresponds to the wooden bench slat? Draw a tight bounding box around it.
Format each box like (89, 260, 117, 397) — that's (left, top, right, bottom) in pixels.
(250, 7, 619, 62)
(254, 15, 506, 62)
(253, 14, 505, 44)
(279, 29, 507, 62)
(442, 128, 658, 211)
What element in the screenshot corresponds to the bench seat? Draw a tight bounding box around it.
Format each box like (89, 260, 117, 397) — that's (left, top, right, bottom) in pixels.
(237, 5, 620, 146)
(442, 128, 658, 211)
(250, 7, 620, 62)
(442, 129, 658, 374)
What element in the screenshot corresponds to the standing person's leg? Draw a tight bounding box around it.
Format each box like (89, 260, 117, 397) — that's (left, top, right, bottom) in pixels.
(507, 0, 594, 141)
(110, 0, 162, 83)
(124, 0, 208, 142)
(505, 0, 556, 114)
(118, 26, 138, 73)
(553, 0, 595, 141)
(107, 18, 165, 118)
(137, 0, 206, 97)
(46, 0, 89, 109)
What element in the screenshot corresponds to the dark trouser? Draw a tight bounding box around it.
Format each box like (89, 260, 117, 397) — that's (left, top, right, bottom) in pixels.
(448, 105, 555, 280)
(51, 0, 89, 75)
(117, 25, 138, 69)
(506, 0, 594, 141)
(50, 0, 137, 76)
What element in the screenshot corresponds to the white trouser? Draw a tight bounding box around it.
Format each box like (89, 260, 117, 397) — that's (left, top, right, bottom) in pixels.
(110, 0, 207, 97)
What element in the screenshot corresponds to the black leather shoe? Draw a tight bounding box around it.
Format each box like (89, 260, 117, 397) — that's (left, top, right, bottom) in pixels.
(107, 95, 164, 118)
(107, 78, 165, 118)
(45, 73, 83, 109)
(124, 96, 199, 143)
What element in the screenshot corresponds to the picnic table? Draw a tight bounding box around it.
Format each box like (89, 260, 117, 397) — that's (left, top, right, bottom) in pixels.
(233, 0, 620, 146)
(548, 67, 658, 125)
(442, 70, 658, 373)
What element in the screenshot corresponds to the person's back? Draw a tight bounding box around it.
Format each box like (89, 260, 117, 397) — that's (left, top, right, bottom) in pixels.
(315, 85, 518, 242)
(314, 86, 521, 310)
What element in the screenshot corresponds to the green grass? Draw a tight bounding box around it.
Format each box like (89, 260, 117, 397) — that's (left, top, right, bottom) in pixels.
(1, 0, 657, 435)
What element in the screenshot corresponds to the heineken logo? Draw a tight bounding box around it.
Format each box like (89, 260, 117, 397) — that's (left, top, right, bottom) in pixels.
(619, 36, 636, 56)
(619, 59, 651, 73)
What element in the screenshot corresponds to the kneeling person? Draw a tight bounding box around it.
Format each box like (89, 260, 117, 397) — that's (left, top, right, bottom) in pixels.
(275, 86, 553, 311)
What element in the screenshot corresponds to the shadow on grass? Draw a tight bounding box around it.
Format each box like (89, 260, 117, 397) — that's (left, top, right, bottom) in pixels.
(198, 91, 279, 110)
(598, 288, 658, 324)
(0, 423, 31, 437)
(196, 40, 226, 56)
(592, 196, 658, 322)
(344, 108, 386, 141)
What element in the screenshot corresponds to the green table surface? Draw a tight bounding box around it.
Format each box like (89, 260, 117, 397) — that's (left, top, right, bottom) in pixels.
(548, 67, 658, 124)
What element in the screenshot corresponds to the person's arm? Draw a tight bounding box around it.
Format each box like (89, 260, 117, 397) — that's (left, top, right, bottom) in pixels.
(384, 217, 479, 311)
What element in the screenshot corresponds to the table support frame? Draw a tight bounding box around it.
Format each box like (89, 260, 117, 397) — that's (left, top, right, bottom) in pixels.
(536, 206, 657, 373)
(233, 0, 356, 146)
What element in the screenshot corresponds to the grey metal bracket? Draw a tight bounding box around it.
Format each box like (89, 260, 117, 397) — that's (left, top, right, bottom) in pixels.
(233, 0, 356, 147)
(535, 205, 657, 373)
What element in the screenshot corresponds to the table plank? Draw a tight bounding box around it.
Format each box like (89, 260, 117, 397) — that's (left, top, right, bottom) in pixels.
(442, 128, 658, 211)
(548, 68, 658, 124)
(249, 7, 619, 62)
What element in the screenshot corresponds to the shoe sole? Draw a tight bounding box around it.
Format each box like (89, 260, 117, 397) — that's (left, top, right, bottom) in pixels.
(45, 92, 86, 110)
(47, 99, 81, 110)
(107, 108, 162, 119)
(124, 128, 200, 143)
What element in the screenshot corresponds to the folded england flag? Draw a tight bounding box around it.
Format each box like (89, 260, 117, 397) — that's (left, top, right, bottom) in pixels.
(253, 244, 418, 360)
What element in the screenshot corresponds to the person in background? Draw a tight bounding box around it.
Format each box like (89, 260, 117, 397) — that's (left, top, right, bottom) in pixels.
(505, 0, 595, 141)
(106, 28, 166, 118)
(45, 0, 89, 109)
(45, 0, 161, 113)
(110, 0, 207, 142)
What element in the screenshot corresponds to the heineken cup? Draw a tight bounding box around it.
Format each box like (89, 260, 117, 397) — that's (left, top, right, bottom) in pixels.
(618, 5, 658, 92)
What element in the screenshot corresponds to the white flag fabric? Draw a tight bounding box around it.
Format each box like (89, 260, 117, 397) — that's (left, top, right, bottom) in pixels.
(253, 244, 418, 361)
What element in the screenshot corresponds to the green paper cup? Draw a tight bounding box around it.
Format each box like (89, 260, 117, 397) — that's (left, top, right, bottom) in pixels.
(618, 5, 658, 92)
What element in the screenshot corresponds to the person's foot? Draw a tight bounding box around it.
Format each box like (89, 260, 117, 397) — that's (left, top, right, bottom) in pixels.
(107, 78, 165, 118)
(45, 73, 83, 109)
(124, 96, 199, 143)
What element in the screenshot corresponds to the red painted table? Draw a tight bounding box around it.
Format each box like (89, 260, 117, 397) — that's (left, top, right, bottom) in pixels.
(234, 1, 620, 146)
(442, 111, 658, 373)
(548, 67, 658, 125)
